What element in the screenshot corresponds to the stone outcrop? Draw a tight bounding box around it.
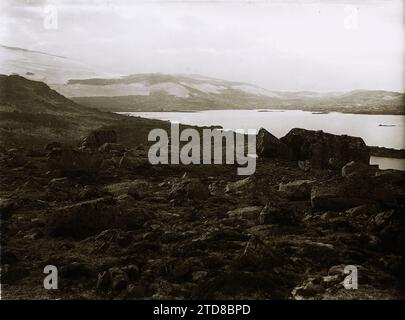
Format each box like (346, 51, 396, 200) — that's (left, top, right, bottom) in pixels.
(80, 129, 117, 149)
(256, 128, 290, 158)
(280, 128, 370, 169)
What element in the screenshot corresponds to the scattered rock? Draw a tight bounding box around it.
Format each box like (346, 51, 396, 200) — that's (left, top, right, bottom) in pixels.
(278, 179, 315, 200)
(80, 129, 117, 149)
(99, 158, 117, 171)
(259, 202, 298, 225)
(192, 271, 208, 282)
(97, 267, 131, 292)
(0, 198, 18, 220)
(225, 177, 255, 194)
(169, 178, 210, 203)
(368, 209, 405, 253)
(24, 230, 44, 240)
(47, 197, 117, 238)
(227, 206, 262, 220)
(98, 143, 126, 153)
(118, 155, 149, 171)
(60, 262, 92, 279)
(342, 161, 378, 178)
(45, 142, 63, 151)
(104, 180, 149, 199)
(110, 268, 129, 292)
(47, 148, 103, 175)
(291, 277, 325, 300)
(96, 270, 111, 292)
(298, 160, 311, 171)
(344, 204, 377, 217)
(310, 179, 371, 210)
(5, 153, 27, 167)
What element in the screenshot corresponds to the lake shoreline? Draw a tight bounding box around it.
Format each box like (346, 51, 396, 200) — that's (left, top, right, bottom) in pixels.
(119, 109, 405, 152)
(368, 146, 405, 159)
(117, 107, 405, 116)
(120, 109, 405, 170)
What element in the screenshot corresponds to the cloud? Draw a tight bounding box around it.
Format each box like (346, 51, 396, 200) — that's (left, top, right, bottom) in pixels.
(1, 0, 403, 91)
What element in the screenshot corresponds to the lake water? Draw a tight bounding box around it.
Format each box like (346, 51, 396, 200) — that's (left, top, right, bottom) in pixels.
(121, 109, 405, 171)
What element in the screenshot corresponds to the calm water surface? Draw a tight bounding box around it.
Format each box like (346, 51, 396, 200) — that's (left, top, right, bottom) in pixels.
(121, 109, 405, 170)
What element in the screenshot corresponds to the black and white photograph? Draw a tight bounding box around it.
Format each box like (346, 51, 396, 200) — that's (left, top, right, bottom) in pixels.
(0, 0, 404, 307)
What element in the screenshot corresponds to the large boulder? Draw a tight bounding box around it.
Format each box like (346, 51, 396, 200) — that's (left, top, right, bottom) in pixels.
(256, 128, 289, 158)
(225, 176, 256, 194)
(278, 179, 315, 200)
(104, 180, 150, 199)
(371, 170, 405, 205)
(258, 201, 298, 225)
(47, 197, 149, 238)
(341, 161, 378, 178)
(47, 197, 116, 237)
(4, 149, 28, 167)
(368, 208, 405, 253)
(98, 143, 126, 154)
(280, 128, 370, 169)
(47, 148, 103, 175)
(224, 175, 279, 203)
(310, 172, 405, 211)
(169, 178, 210, 203)
(310, 178, 371, 210)
(80, 129, 117, 149)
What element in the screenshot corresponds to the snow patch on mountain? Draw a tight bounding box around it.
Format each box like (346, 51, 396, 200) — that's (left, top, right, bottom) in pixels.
(181, 82, 227, 94)
(149, 82, 190, 98)
(232, 84, 280, 97)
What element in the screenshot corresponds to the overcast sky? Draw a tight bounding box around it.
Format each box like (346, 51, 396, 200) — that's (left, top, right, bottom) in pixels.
(0, 0, 404, 92)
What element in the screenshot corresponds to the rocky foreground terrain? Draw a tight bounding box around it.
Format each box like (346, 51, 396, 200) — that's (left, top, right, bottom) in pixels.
(0, 75, 404, 300)
(1, 125, 405, 300)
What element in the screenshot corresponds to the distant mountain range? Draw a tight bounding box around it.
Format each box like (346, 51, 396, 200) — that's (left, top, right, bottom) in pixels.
(68, 74, 404, 115)
(1, 44, 403, 114)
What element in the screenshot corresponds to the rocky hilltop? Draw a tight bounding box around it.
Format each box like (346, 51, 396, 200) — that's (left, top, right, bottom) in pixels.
(0, 76, 404, 300)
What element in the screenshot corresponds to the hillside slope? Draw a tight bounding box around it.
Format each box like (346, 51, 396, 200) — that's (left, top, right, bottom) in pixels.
(0, 75, 169, 149)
